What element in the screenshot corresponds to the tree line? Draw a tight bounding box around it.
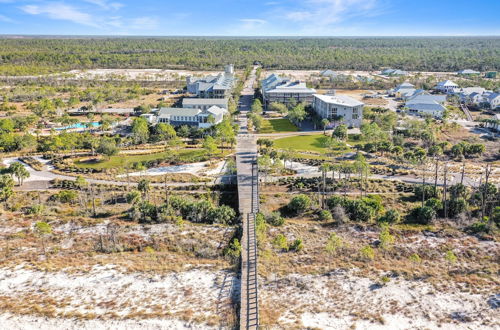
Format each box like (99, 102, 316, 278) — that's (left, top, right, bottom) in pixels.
(1, 37, 499, 75)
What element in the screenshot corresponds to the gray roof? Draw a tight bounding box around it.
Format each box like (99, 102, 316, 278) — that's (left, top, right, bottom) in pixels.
(182, 98, 228, 107)
(407, 93, 447, 104)
(158, 107, 201, 117)
(406, 101, 446, 112)
(457, 69, 480, 74)
(266, 81, 316, 94)
(314, 94, 364, 107)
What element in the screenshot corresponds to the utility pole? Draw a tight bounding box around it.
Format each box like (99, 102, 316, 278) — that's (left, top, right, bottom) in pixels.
(482, 164, 492, 222)
(460, 160, 465, 185)
(434, 159, 439, 191)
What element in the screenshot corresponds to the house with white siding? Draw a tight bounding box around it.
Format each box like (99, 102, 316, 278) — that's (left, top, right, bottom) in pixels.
(435, 80, 459, 94)
(312, 92, 364, 128)
(186, 65, 235, 99)
(153, 106, 227, 129)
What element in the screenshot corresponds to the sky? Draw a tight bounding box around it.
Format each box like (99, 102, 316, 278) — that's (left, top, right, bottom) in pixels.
(0, 0, 499, 36)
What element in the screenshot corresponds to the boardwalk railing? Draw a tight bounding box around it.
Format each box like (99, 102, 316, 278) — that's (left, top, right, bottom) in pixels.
(244, 159, 259, 329)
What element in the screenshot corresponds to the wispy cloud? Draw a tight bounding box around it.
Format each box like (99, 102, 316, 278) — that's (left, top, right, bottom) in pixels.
(21, 3, 99, 27)
(84, 0, 124, 11)
(285, 0, 379, 25)
(130, 16, 159, 30)
(239, 18, 267, 30)
(0, 14, 14, 23)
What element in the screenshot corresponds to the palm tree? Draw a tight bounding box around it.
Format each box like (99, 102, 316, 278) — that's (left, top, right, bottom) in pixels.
(9, 162, 30, 186)
(321, 118, 330, 135)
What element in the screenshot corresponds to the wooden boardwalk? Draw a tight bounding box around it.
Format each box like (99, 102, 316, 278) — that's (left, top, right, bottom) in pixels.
(236, 65, 259, 329)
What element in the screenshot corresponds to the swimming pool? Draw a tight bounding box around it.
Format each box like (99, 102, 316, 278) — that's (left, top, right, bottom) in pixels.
(56, 122, 101, 130)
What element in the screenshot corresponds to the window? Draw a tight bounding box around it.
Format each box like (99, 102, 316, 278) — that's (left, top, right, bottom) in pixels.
(352, 114, 359, 119)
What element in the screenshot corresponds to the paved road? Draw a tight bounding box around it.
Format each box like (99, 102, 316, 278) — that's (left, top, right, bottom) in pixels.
(236, 65, 259, 330)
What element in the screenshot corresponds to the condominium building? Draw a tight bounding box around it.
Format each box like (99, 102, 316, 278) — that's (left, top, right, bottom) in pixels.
(312, 93, 364, 128)
(261, 74, 316, 108)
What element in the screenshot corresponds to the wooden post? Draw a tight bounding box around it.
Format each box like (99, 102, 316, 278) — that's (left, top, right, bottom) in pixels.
(443, 163, 448, 219)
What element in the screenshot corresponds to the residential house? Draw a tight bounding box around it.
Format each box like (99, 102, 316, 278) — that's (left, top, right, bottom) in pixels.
(182, 98, 228, 111)
(485, 114, 500, 132)
(381, 68, 408, 76)
(484, 92, 500, 110)
(261, 74, 316, 108)
(435, 80, 459, 94)
(389, 82, 417, 99)
(186, 64, 235, 99)
(406, 93, 447, 104)
(312, 92, 364, 128)
(153, 106, 228, 129)
(457, 69, 480, 76)
(405, 101, 446, 118)
(320, 70, 350, 81)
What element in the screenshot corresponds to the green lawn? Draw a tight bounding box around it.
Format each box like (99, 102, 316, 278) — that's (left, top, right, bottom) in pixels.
(260, 118, 299, 133)
(74, 149, 207, 170)
(274, 134, 354, 154)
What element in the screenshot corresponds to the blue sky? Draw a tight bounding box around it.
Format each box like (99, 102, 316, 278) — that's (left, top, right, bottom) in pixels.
(0, 0, 499, 36)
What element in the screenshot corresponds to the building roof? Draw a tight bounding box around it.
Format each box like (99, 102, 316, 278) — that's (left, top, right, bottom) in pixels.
(158, 107, 201, 117)
(459, 87, 486, 95)
(182, 98, 228, 107)
(398, 82, 415, 88)
(266, 81, 316, 94)
(457, 69, 480, 74)
(320, 70, 337, 76)
(436, 80, 458, 87)
(406, 93, 447, 104)
(206, 105, 228, 117)
(261, 74, 290, 91)
(314, 93, 364, 107)
(382, 68, 407, 75)
(406, 101, 446, 112)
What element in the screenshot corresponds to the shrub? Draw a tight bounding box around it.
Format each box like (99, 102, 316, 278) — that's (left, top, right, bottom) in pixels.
(468, 219, 489, 233)
(378, 209, 400, 223)
(207, 205, 236, 225)
(266, 212, 285, 226)
(223, 238, 241, 260)
(359, 245, 375, 261)
(408, 206, 436, 225)
(325, 233, 343, 255)
(289, 239, 303, 252)
(273, 234, 288, 251)
(318, 209, 333, 221)
(409, 253, 422, 264)
(52, 190, 78, 203)
(379, 223, 395, 250)
(425, 198, 443, 211)
(447, 198, 467, 218)
(414, 185, 438, 201)
(287, 194, 312, 215)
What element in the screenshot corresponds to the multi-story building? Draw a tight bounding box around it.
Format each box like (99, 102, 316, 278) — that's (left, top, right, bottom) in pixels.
(312, 93, 364, 128)
(261, 74, 316, 109)
(186, 64, 235, 99)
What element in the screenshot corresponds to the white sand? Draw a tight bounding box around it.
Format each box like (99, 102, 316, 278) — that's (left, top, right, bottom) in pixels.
(261, 270, 498, 329)
(0, 265, 237, 329)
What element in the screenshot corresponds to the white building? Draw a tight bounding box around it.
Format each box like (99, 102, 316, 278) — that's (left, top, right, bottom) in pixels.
(435, 80, 459, 94)
(153, 106, 227, 129)
(312, 93, 364, 128)
(182, 98, 228, 111)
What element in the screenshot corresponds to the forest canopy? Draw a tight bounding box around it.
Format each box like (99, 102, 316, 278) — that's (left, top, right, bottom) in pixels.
(0, 37, 499, 75)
